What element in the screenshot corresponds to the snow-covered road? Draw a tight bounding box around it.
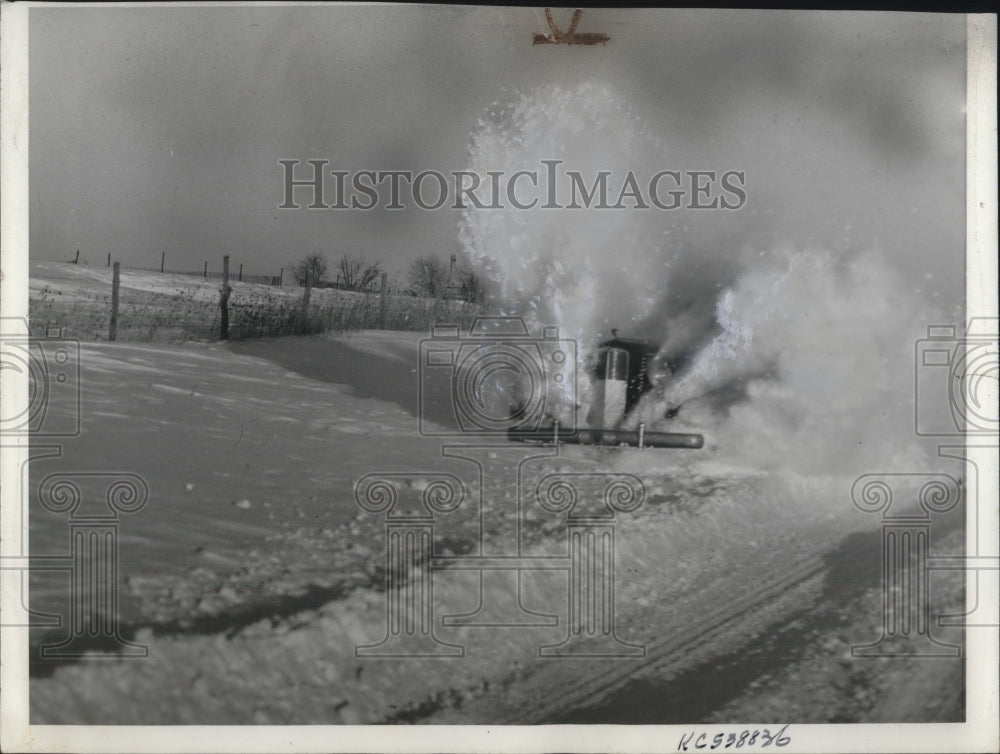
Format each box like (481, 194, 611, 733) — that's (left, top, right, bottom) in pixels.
(26, 332, 964, 724)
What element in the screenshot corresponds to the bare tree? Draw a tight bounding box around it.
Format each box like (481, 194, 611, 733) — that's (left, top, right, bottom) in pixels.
(406, 255, 450, 298)
(337, 253, 382, 292)
(291, 253, 328, 287)
(458, 270, 487, 304)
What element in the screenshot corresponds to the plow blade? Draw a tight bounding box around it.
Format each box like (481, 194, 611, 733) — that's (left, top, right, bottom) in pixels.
(507, 426, 703, 449)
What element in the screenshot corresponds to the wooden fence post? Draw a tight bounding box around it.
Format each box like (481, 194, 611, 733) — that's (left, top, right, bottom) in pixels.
(278, 267, 283, 286)
(160, 251, 165, 273)
(107, 252, 111, 267)
(109, 262, 120, 341)
(302, 268, 312, 309)
(238, 263, 243, 283)
(379, 272, 388, 328)
(73, 249, 80, 264)
(220, 255, 231, 340)
(204, 260, 208, 278)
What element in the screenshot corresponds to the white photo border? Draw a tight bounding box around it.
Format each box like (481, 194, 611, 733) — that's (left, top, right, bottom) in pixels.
(1, 4, 996, 753)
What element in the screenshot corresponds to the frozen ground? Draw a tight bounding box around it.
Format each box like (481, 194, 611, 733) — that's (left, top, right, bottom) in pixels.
(30, 259, 339, 307)
(25, 329, 965, 725)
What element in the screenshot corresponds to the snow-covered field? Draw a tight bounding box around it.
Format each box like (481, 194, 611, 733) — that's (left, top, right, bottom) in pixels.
(26, 325, 965, 724)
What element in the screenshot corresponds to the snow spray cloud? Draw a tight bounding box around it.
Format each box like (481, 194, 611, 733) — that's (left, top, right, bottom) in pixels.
(458, 82, 943, 477)
(459, 83, 702, 340)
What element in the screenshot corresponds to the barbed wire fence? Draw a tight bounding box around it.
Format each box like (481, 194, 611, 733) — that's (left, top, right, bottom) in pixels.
(30, 257, 486, 343)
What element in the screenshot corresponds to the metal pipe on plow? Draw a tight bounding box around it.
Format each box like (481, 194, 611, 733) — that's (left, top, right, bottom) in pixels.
(507, 425, 703, 449)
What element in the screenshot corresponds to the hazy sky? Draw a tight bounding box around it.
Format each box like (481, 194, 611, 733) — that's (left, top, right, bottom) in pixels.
(31, 6, 966, 290)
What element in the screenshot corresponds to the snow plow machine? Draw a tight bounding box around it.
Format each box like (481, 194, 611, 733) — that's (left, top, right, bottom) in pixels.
(508, 333, 704, 450)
